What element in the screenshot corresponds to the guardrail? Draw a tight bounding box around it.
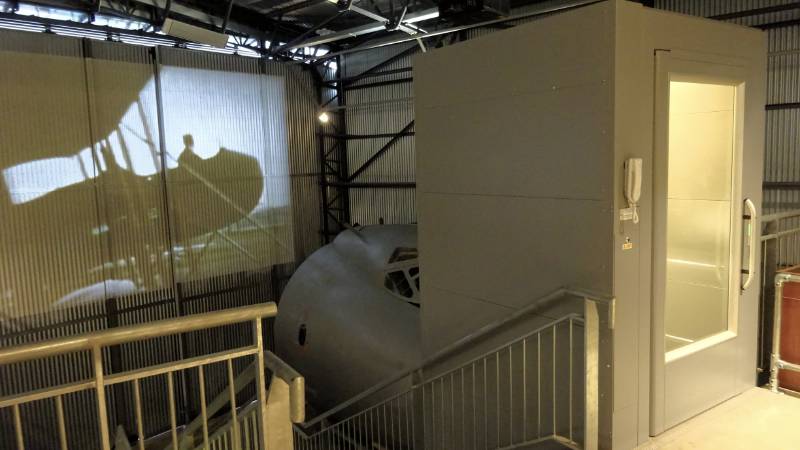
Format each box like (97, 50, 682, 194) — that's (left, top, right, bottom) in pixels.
(0, 303, 279, 450)
(759, 210, 800, 380)
(293, 288, 614, 450)
(770, 273, 800, 393)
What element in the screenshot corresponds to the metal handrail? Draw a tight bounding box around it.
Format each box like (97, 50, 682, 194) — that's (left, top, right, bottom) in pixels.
(299, 286, 613, 430)
(265, 350, 306, 423)
(762, 209, 800, 223)
(294, 310, 600, 450)
(168, 350, 305, 450)
(0, 303, 278, 450)
(0, 303, 276, 365)
(757, 210, 800, 379)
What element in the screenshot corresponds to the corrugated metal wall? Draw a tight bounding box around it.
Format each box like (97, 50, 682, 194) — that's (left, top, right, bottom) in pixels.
(0, 29, 320, 449)
(341, 44, 418, 225)
(335, 2, 606, 226)
(655, 1, 800, 214)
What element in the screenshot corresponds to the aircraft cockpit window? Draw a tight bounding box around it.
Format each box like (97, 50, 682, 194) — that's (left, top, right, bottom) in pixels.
(385, 247, 420, 305)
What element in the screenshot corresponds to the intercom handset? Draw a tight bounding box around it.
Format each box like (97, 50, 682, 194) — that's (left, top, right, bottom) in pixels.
(621, 158, 642, 224)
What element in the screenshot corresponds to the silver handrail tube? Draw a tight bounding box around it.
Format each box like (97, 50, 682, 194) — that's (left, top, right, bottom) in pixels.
(265, 350, 306, 423)
(743, 198, 757, 290)
(0, 303, 276, 365)
(770, 273, 800, 392)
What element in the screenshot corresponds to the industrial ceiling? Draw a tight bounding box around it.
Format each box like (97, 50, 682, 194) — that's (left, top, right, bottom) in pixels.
(0, 0, 641, 59)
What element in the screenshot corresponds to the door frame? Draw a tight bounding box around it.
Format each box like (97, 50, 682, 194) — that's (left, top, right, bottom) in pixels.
(650, 49, 754, 435)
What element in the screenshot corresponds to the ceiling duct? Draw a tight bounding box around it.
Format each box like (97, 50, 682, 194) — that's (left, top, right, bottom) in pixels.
(162, 18, 229, 48)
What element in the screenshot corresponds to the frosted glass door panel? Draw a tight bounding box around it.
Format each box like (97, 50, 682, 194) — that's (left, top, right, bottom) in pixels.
(665, 81, 736, 354)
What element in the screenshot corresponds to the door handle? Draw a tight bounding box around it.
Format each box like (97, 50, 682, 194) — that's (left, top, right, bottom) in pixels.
(742, 198, 757, 291)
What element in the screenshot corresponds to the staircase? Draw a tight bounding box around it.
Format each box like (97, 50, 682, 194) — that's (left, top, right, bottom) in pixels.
(0, 303, 305, 450)
(0, 288, 613, 450)
(291, 288, 614, 450)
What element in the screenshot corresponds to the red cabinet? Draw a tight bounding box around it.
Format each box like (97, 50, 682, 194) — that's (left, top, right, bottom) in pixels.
(778, 267, 800, 392)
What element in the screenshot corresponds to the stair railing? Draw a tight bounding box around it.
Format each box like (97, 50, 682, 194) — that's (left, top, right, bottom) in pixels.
(0, 303, 289, 450)
(293, 287, 614, 450)
(759, 210, 800, 382)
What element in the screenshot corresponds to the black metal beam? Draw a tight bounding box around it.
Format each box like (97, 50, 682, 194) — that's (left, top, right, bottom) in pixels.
(344, 76, 413, 91)
(342, 44, 420, 87)
(348, 120, 414, 181)
(263, 0, 329, 18)
(764, 182, 800, 189)
(710, 2, 800, 20)
(323, 131, 415, 139)
(221, 0, 235, 32)
(271, 10, 347, 56)
(328, 181, 416, 188)
(757, 18, 800, 30)
(325, 67, 412, 87)
(766, 102, 800, 111)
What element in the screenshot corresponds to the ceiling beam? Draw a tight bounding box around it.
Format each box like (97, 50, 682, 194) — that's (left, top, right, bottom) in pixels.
(285, 6, 439, 50)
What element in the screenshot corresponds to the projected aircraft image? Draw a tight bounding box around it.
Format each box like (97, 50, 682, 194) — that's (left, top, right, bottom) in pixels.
(0, 52, 293, 324)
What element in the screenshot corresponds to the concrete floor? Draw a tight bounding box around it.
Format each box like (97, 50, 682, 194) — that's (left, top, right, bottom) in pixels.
(636, 387, 800, 450)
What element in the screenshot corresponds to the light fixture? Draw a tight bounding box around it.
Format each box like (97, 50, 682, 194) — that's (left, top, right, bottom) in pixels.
(318, 112, 330, 123)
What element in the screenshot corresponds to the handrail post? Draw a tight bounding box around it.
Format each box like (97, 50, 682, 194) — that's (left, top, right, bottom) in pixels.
(761, 219, 778, 382)
(254, 316, 270, 450)
(93, 345, 112, 450)
(584, 298, 599, 450)
(770, 273, 791, 392)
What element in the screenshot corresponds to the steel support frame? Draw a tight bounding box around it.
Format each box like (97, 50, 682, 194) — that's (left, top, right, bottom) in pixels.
(312, 45, 425, 242)
(314, 56, 352, 243)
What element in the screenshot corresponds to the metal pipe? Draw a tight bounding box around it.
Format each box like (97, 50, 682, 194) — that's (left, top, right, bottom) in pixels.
(0, 303, 277, 365)
(13, 404, 23, 450)
(55, 395, 68, 450)
(761, 209, 800, 223)
(198, 366, 210, 450)
(265, 350, 306, 423)
(254, 319, 270, 450)
(105, 347, 259, 386)
(167, 372, 180, 450)
(0, 380, 95, 409)
(133, 379, 145, 450)
(93, 346, 111, 450)
(227, 359, 241, 449)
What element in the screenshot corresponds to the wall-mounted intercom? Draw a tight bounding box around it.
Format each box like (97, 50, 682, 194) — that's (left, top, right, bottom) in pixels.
(621, 158, 642, 223)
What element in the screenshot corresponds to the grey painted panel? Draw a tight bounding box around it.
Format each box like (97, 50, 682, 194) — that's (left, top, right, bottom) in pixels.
(416, 78, 612, 200)
(418, 193, 613, 350)
(413, 1, 613, 109)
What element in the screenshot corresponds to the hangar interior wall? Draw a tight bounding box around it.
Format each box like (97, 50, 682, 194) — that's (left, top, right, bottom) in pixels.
(0, 29, 320, 449)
